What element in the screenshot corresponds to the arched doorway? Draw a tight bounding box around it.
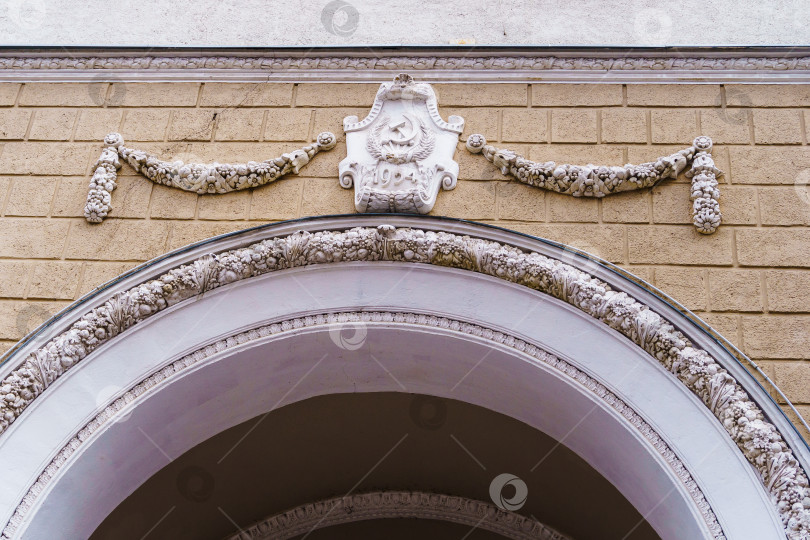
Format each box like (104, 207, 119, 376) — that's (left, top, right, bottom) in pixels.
(0, 216, 807, 539)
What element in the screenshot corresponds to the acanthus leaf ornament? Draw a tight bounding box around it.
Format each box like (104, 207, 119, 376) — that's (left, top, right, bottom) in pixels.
(339, 73, 464, 213)
(466, 134, 723, 234)
(84, 131, 337, 223)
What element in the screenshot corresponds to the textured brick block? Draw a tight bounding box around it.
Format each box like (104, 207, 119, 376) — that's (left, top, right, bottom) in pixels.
(300, 142, 345, 178)
(628, 225, 733, 265)
(80, 262, 137, 295)
(28, 261, 82, 299)
(442, 107, 498, 141)
(697, 313, 741, 346)
(167, 222, 252, 251)
(168, 110, 216, 141)
(547, 192, 598, 222)
(214, 109, 263, 141)
(264, 108, 312, 142)
(551, 109, 597, 143)
(729, 146, 810, 185)
(532, 84, 622, 106)
(700, 109, 751, 144)
(200, 83, 293, 107)
(651, 110, 698, 144)
(433, 84, 527, 107)
(765, 270, 810, 312)
(121, 109, 171, 141)
(19, 83, 105, 107)
(0, 300, 69, 340)
(52, 177, 90, 217)
(771, 360, 810, 403)
(108, 177, 153, 218)
(28, 109, 77, 141)
(197, 191, 250, 220)
(506, 223, 625, 263)
(150, 185, 197, 219)
(603, 191, 650, 223)
(743, 316, 810, 359)
(726, 85, 810, 107)
(250, 179, 303, 220)
(113, 83, 200, 107)
(708, 269, 763, 311)
(652, 184, 691, 224)
(64, 220, 170, 261)
(0, 84, 21, 106)
(496, 182, 545, 221)
(312, 108, 367, 142)
(74, 109, 124, 140)
(759, 188, 810, 225)
(654, 267, 707, 311)
(601, 108, 647, 143)
(0, 261, 29, 297)
(0, 109, 31, 139)
(753, 109, 803, 144)
(534, 144, 624, 166)
(501, 109, 547, 143)
(718, 187, 758, 225)
(5, 177, 58, 216)
(627, 85, 722, 106)
(0, 219, 69, 258)
(296, 84, 379, 107)
(737, 229, 810, 267)
(430, 180, 496, 220)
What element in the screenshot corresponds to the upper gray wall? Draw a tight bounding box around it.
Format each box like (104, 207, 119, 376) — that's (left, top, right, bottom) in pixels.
(2, 0, 809, 47)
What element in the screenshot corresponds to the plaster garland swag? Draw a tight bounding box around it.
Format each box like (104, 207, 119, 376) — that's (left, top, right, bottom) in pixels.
(466, 134, 723, 234)
(0, 225, 808, 537)
(83, 131, 337, 223)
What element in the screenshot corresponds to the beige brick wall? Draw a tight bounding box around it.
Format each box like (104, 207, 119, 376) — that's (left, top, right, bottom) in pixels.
(0, 81, 809, 430)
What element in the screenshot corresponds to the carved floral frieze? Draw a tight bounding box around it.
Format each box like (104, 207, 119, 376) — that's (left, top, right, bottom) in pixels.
(225, 490, 571, 540)
(84, 132, 336, 223)
(466, 134, 723, 234)
(339, 73, 464, 213)
(1, 225, 808, 537)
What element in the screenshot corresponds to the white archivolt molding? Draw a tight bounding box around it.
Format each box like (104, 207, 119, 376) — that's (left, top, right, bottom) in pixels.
(1, 47, 810, 83)
(224, 490, 572, 540)
(0, 216, 805, 539)
(2, 311, 722, 539)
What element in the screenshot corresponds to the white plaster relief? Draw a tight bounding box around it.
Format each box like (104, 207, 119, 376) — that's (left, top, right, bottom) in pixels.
(339, 74, 463, 213)
(224, 490, 571, 540)
(84, 132, 337, 223)
(1, 53, 810, 84)
(466, 134, 723, 234)
(1, 312, 722, 540)
(0, 225, 806, 537)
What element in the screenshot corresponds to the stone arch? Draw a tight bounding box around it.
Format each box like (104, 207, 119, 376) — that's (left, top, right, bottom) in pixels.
(0, 215, 807, 539)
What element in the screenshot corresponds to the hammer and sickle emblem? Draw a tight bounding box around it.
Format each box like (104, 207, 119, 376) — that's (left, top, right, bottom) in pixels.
(383, 114, 418, 146)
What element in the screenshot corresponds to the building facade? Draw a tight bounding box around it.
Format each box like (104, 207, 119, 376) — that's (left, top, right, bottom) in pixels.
(0, 45, 808, 539)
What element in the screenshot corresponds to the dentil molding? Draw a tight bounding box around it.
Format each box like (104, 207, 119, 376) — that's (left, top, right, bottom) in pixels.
(0, 225, 807, 537)
(467, 134, 723, 234)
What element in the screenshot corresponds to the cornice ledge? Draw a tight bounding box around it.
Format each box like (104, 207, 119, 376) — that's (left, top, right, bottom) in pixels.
(1, 47, 809, 83)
